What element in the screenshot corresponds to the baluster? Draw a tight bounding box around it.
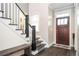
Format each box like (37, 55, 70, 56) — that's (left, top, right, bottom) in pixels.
(1, 3, 4, 17)
(25, 15, 29, 37)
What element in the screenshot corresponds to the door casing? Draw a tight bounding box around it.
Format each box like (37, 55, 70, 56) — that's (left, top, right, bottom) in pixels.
(56, 16, 70, 45)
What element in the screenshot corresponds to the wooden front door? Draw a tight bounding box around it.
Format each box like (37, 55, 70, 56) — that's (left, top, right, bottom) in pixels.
(56, 16, 69, 45)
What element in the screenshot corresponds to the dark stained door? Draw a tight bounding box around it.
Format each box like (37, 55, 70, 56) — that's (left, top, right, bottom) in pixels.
(56, 16, 69, 45)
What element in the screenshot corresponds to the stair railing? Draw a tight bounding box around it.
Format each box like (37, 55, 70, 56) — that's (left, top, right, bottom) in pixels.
(15, 3, 36, 50)
(1, 3, 37, 51)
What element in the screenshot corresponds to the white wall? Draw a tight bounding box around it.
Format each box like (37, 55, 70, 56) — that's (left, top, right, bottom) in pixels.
(75, 3, 79, 55)
(17, 3, 29, 15)
(0, 18, 27, 51)
(29, 3, 49, 46)
(48, 8, 54, 46)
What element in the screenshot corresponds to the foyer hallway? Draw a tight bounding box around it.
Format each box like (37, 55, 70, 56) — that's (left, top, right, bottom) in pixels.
(36, 46, 76, 56)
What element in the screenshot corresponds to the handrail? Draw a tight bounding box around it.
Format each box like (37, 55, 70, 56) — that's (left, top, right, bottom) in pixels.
(28, 23, 32, 28)
(0, 10, 4, 13)
(15, 3, 32, 29)
(15, 3, 26, 16)
(15, 3, 36, 50)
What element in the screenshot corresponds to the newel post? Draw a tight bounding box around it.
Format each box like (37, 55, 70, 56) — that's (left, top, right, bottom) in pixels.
(31, 26, 36, 50)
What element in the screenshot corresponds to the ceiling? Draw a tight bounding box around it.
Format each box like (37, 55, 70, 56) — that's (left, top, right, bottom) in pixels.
(49, 3, 74, 10)
(17, 3, 74, 15)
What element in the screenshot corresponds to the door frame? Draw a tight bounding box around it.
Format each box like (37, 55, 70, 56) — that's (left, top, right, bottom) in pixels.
(53, 15, 72, 47)
(56, 16, 70, 45)
(53, 8, 74, 49)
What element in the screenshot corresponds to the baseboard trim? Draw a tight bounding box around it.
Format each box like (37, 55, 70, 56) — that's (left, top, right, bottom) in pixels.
(47, 43, 53, 48)
(53, 44, 71, 50)
(31, 50, 38, 55)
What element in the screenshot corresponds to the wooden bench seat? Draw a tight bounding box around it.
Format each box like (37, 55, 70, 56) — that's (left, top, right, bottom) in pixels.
(0, 44, 31, 56)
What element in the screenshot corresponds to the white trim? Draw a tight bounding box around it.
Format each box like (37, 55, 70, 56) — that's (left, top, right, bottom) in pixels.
(54, 4, 74, 12)
(31, 50, 38, 55)
(47, 42, 53, 48)
(41, 41, 48, 48)
(53, 44, 71, 49)
(74, 4, 79, 56)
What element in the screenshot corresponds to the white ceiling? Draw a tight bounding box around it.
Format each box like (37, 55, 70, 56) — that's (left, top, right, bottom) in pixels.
(49, 3, 74, 10)
(17, 3, 74, 15)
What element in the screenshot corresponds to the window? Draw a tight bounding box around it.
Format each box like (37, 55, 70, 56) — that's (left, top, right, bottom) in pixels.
(57, 17, 68, 25)
(30, 15, 39, 32)
(58, 19, 61, 25)
(64, 18, 68, 24)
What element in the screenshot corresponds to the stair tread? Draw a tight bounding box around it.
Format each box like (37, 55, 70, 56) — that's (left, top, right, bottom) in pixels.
(36, 37, 40, 40)
(37, 44, 46, 51)
(0, 17, 11, 20)
(36, 40, 42, 44)
(16, 29, 22, 30)
(21, 33, 26, 35)
(9, 23, 17, 25)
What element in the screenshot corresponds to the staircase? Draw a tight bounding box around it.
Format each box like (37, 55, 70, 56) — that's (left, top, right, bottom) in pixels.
(31, 30, 46, 55)
(0, 3, 46, 55)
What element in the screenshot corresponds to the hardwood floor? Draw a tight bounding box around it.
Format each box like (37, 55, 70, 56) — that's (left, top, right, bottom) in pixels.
(36, 46, 76, 56)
